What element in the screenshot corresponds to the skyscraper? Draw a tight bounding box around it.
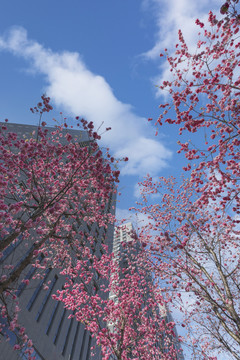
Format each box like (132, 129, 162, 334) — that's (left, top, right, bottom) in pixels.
(112, 222, 134, 263)
(112, 222, 184, 359)
(0, 123, 116, 360)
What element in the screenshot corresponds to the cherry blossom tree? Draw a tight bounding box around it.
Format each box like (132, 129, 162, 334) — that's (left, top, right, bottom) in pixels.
(0, 96, 119, 357)
(135, 176, 240, 359)
(135, 6, 240, 359)
(155, 9, 240, 211)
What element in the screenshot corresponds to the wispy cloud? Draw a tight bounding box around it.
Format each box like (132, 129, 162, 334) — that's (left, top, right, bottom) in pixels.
(142, 0, 220, 94)
(116, 208, 152, 228)
(0, 26, 172, 177)
(134, 178, 161, 199)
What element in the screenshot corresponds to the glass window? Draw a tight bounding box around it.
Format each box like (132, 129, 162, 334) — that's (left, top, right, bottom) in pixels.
(17, 254, 44, 297)
(78, 329, 87, 360)
(86, 334, 92, 360)
(69, 322, 80, 360)
(53, 308, 66, 345)
(36, 275, 58, 322)
(45, 301, 60, 335)
(26, 268, 51, 311)
(0, 235, 23, 264)
(61, 312, 74, 356)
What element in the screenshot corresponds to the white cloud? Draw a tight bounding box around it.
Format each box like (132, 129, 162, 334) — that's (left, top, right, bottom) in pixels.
(142, 0, 220, 95)
(116, 208, 152, 228)
(115, 137, 171, 176)
(134, 177, 161, 199)
(0, 26, 172, 177)
(134, 183, 142, 199)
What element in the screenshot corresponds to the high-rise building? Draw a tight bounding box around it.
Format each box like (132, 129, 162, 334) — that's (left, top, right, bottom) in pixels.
(112, 222, 134, 260)
(112, 222, 184, 360)
(0, 123, 116, 360)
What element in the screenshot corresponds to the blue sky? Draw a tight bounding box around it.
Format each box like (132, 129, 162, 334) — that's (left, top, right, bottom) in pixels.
(0, 0, 220, 218)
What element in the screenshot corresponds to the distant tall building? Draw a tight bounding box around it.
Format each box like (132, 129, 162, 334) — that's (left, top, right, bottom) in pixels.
(112, 222, 134, 258)
(109, 222, 135, 304)
(112, 222, 184, 360)
(0, 123, 116, 360)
